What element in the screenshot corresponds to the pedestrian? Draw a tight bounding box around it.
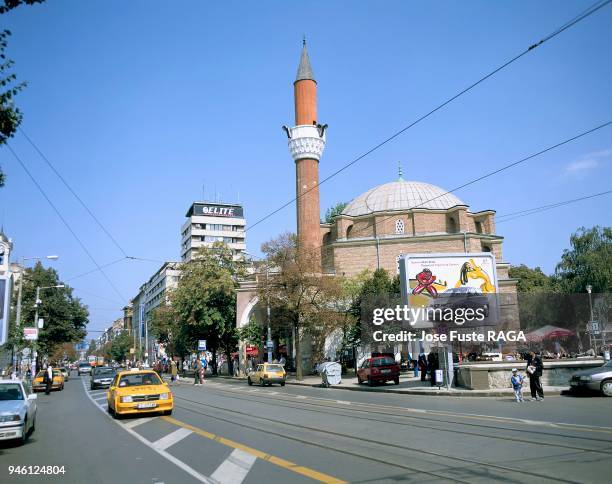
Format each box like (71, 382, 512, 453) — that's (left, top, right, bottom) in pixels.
(200, 355, 207, 383)
(44, 364, 54, 395)
(418, 352, 428, 382)
(427, 350, 438, 386)
(526, 351, 544, 401)
(194, 358, 202, 385)
(279, 355, 286, 367)
(170, 360, 178, 385)
(511, 368, 524, 402)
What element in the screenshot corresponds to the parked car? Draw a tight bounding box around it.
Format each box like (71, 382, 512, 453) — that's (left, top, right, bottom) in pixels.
(357, 356, 400, 386)
(0, 380, 37, 444)
(59, 367, 70, 382)
(247, 363, 286, 387)
(569, 360, 612, 396)
(78, 363, 92, 376)
(32, 370, 64, 392)
(90, 366, 116, 390)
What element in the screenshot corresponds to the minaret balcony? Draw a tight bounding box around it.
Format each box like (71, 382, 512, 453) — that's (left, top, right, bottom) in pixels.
(286, 124, 326, 162)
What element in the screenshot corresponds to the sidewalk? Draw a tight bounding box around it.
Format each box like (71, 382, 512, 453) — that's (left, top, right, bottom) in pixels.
(167, 371, 566, 397)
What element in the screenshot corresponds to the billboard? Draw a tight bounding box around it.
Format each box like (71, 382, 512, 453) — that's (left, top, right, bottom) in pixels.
(0, 277, 9, 345)
(188, 203, 244, 218)
(399, 253, 499, 328)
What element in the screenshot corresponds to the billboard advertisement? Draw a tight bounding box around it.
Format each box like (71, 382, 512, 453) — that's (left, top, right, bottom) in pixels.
(399, 253, 499, 328)
(189, 203, 244, 218)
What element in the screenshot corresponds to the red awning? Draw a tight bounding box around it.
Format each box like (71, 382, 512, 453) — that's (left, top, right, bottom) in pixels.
(525, 325, 575, 343)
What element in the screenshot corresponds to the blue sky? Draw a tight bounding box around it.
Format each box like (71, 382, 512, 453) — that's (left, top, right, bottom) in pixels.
(1, 0, 611, 337)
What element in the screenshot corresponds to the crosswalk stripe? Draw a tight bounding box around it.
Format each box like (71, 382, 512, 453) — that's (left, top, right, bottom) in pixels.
(152, 427, 193, 451)
(210, 448, 256, 484)
(123, 417, 157, 429)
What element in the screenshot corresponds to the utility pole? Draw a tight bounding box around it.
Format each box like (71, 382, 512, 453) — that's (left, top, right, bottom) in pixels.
(266, 265, 272, 364)
(32, 284, 65, 373)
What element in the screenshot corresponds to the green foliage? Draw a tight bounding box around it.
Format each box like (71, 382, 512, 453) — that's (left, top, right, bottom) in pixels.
(109, 331, 131, 363)
(0, 1, 45, 14)
(555, 226, 611, 294)
(508, 264, 557, 293)
(322, 202, 348, 224)
(88, 339, 97, 354)
(12, 262, 88, 357)
(238, 317, 264, 346)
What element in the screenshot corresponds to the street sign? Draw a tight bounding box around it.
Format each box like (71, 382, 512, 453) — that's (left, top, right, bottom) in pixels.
(198, 340, 207, 351)
(24, 327, 38, 341)
(38, 318, 44, 329)
(129, 348, 135, 354)
(266, 340, 274, 349)
(588, 321, 601, 334)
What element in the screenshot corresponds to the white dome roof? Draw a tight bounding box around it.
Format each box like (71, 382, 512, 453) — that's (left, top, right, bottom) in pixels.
(342, 179, 465, 217)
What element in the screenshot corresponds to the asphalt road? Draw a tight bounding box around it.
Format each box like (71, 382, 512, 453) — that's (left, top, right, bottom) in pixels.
(0, 372, 611, 483)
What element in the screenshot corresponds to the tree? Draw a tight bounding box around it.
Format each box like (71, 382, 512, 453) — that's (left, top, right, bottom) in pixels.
(508, 264, 557, 293)
(0, 1, 46, 186)
(109, 332, 131, 363)
(322, 202, 348, 224)
(259, 232, 343, 380)
(170, 242, 246, 374)
(555, 226, 611, 294)
(88, 339, 97, 354)
(9, 262, 88, 360)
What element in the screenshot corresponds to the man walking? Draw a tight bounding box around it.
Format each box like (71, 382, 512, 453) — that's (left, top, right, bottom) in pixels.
(44, 364, 54, 395)
(526, 351, 544, 401)
(193, 358, 202, 385)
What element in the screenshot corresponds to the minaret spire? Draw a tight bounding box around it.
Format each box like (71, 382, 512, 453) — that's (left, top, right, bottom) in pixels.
(295, 40, 315, 83)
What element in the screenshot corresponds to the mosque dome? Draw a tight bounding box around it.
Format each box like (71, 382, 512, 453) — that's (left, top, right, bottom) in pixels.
(342, 179, 465, 217)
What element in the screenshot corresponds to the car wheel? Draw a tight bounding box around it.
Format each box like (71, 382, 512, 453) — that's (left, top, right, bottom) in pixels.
(601, 379, 612, 397)
(357, 376, 362, 384)
(91, 383, 95, 390)
(247, 377, 252, 386)
(163, 409, 173, 416)
(280, 381, 285, 387)
(368, 377, 374, 387)
(20, 418, 28, 445)
(260, 378, 265, 387)
(394, 377, 400, 385)
(31, 416, 36, 433)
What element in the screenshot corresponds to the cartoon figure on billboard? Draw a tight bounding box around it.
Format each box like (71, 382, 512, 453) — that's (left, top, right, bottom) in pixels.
(412, 268, 447, 298)
(454, 259, 495, 293)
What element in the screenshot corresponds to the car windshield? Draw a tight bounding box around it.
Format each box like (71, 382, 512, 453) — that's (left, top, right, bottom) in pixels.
(372, 357, 395, 367)
(0, 383, 24, 401)
(604, 360, 612, 368)
(79, 364, 90, 367)
(266, 365, 284, 371)
(118, 373, 162, 387)
(95, 367, 115, 375)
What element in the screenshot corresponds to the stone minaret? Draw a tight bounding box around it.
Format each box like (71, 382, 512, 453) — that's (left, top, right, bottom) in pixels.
(284, 40, 326, 265)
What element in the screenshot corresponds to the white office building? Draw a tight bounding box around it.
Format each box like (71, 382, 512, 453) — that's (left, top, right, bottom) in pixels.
(180, 202, 246, 261)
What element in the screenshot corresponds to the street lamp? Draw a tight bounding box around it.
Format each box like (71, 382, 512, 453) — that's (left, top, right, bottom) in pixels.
(13, 255, 60, 374)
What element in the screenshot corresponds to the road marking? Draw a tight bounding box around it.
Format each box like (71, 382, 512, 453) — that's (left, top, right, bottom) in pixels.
(152, 427, 193, 451)
(162, 415, 346, 484)
(81, 379, 214, 483)
(93, 395, 107, 401)
(336, 400, 350, 405)
(123, 417, 157, 429)
(210, 448, 256, 484)
(295, 395, 307, 399)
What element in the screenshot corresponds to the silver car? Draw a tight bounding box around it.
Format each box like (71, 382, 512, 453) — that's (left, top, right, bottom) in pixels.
(569, 360, 612, 396)
(0, 380, 37, 444)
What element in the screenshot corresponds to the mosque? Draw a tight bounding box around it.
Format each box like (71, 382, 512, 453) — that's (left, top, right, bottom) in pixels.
(236, 43, 519, 370)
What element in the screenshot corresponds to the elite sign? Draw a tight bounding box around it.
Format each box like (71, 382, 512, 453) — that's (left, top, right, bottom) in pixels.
(191, 203, 243, 218)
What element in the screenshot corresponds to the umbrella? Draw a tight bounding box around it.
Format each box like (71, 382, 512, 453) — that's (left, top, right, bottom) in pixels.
(525, 325, 575, 343)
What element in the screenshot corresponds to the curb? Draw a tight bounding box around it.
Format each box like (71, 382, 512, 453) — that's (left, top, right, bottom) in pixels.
(283, 380, 565, 397)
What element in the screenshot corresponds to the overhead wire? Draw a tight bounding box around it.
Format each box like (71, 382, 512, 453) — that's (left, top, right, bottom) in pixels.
(246, 0, 612, 233)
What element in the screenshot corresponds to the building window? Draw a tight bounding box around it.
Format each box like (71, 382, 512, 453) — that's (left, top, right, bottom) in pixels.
(447, 217, 457, 233)
(346, 225, 353, 239)
(475, 221, 483, 234)
(395, 219, 405, 235)
(482, 244, 492, 252)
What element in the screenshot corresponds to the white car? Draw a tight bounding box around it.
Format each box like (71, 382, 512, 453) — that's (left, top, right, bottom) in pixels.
(0, 380, 37, 444)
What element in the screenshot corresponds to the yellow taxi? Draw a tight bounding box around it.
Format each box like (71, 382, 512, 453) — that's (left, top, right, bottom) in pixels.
(106, 370, 173, 418)
(247, 363, 286, 387)
(32, 369, 64, 392)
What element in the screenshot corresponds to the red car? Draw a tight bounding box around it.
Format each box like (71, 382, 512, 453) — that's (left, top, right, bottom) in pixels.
(357, 356, 400, 386)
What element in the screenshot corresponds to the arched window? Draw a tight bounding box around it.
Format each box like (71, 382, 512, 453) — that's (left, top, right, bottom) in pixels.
(395, 219, 405, 235)
(346, 225, 353, 239)
(447, 217, 457, 233)
(322, 232, 332, 246)
(475, 221, 483, 234)
(482, 244, 491, 252)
